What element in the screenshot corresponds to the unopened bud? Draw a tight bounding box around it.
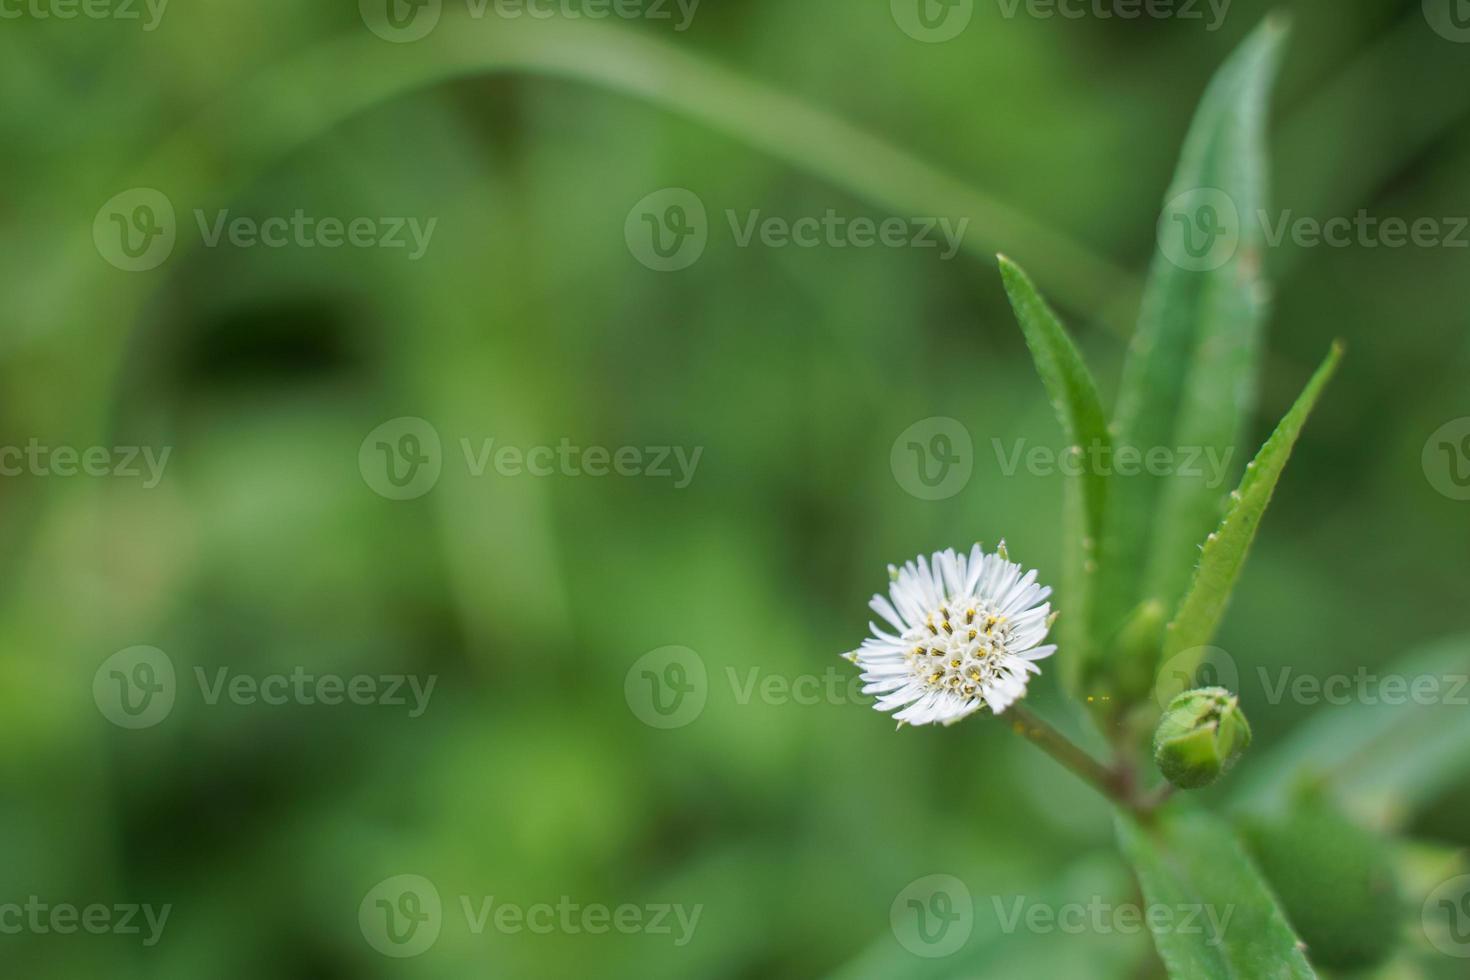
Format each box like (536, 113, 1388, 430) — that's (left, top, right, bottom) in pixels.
(1153, 687, 1251, 790)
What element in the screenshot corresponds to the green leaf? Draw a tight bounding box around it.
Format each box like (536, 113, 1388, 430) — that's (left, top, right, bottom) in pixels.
(1232, 633, 1470, 831)
(1100, 17, 1290, 635)
(998, 256, 1111, 687)
(824, 855, 1143, 980)
(1116, 807, 1317, 979)
(1164, 343, 1342, 662)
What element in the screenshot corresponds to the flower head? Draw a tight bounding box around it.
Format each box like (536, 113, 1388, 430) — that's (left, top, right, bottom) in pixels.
(844, 543, 1055, 727)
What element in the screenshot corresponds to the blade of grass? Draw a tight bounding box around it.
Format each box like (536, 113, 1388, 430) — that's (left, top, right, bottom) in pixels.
(1116, 807, 1317, 979)
(1164, 342, 1343, 663)
(1100, 17, 1290, 637)
(998, 256, 1110, 688)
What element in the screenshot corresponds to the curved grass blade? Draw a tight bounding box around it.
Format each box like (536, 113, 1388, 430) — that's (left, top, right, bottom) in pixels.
(998, 256, 1110, 688)
(1101, 17, 1290, 634)
(1232, 633, 1470, 831)
(1116, 807, 1316, 979)
(1163, 343, 1342, 665)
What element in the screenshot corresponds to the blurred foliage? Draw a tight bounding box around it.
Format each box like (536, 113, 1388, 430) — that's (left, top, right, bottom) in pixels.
(1, 0, 1467, 977)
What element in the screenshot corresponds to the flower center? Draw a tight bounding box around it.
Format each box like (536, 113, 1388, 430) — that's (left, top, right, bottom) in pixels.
(903, 599, 1015, 700)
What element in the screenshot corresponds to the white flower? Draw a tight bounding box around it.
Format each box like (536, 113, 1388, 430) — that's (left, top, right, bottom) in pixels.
(844, 543, 1056, 727)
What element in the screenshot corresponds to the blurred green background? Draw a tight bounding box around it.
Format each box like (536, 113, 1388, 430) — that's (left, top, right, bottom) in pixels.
(1, 0, 1468, 976)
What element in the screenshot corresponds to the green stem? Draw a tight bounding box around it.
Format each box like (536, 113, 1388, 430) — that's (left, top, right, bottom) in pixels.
(1007, 705, 1177, 818)
(1007, 704, 1133, 809)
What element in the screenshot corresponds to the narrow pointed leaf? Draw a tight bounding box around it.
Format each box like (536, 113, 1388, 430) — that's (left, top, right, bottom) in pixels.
(1116, 808, 1317, 979)
(1165, 343, 1343, 661)
(998, 255, 1110, 686)
(1100, 17, 1290, 634)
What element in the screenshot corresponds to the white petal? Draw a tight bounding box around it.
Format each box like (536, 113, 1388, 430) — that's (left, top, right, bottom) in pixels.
(869, 594, 907, 633)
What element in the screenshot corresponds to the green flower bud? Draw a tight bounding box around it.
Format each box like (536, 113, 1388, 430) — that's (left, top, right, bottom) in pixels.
(1153, 687, 1251, 790)
(1241, 793, 1400, 970)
